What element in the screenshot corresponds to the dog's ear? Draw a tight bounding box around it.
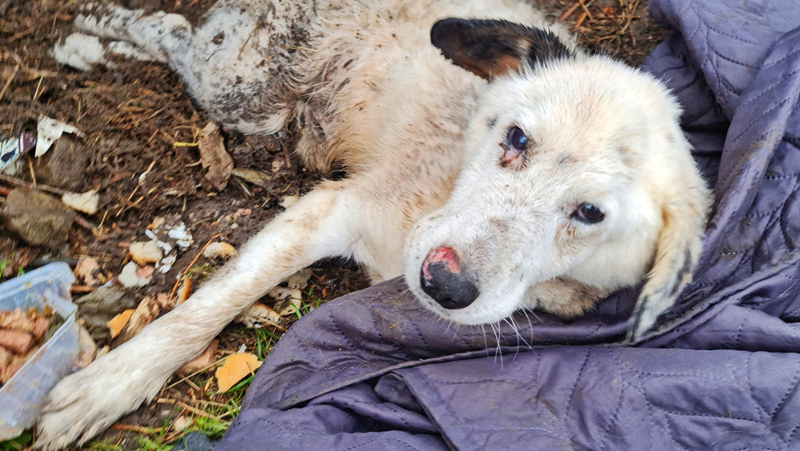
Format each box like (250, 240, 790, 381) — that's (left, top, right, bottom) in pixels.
(627, 183, 710, 341)
(430, 18, 573, 81)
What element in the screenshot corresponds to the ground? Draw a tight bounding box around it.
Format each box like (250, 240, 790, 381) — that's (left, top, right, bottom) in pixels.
(0, 0, 668, 450)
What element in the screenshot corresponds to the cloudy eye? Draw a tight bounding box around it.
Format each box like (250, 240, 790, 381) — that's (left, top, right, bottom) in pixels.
(573, 203, 605, 224)
(506, 126, 528, 151)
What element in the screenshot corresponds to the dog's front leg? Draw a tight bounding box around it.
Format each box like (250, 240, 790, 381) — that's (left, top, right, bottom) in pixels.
(35, 186, 359, 450)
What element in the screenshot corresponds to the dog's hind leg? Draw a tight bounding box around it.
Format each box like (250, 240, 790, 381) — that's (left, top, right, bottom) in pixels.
(58, 2, 318, 135)
(35, 184, 362, 450)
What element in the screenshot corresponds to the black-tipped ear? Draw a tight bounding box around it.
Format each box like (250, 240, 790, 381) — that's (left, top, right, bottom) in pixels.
(430, 18, 573, 81)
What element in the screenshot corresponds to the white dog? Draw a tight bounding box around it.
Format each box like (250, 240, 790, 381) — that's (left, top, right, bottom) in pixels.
(37, 0, 711, 448)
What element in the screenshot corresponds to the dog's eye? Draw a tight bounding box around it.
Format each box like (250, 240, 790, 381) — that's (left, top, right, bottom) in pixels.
(507, 126, 528, 151)
(573, 203, 604, 224)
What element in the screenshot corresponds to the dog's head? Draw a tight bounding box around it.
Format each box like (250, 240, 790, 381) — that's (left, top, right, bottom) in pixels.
(403, 19, 711, 340)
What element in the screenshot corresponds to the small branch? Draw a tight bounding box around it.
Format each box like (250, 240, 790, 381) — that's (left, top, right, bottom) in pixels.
(0, 172, 70, 196)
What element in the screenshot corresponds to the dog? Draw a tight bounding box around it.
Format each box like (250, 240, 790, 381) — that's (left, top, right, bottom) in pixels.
(36, 0, 711, 448)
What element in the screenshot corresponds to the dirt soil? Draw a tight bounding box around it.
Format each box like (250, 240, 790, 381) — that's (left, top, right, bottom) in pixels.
(0, 0, 669, 449)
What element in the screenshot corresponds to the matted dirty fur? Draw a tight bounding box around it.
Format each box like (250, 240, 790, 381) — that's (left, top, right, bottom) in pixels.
(37, 0, 711, 448)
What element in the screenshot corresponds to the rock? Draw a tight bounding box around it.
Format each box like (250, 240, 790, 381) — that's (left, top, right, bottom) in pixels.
(73, 287, 139, 342)
(0, 189, 74, 248)
(34, 135, 90, 192)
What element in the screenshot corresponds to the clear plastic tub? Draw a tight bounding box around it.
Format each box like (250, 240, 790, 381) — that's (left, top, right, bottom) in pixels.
(0, 263, 78, 440)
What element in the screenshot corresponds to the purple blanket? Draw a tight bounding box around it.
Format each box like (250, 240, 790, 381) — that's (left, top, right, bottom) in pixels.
(216, 1, 800, 449)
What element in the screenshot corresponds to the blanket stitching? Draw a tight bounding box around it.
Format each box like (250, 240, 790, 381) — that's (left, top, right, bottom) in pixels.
(564, 348, 593, 426)
(744, 353, 772, 423)
(736, 68, 800, 113)
(599, 349, 629, 451)
(733, 307, 753, 349)
(694, 1, 760, 46)
(768, 361, 800, 420)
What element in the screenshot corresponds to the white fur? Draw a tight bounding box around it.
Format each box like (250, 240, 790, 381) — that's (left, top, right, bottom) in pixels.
(37, 1, 711, 448)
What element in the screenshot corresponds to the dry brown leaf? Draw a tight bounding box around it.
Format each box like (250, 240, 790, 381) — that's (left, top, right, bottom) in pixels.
(108, 309, 134, 339)
(232, 168, 272, 188)
(177, 279, 192, 304)
(235, 302, 281, 328)
(215, 352, 262, 392)
(197, 122, 233, 191)
(203, 242, 237, 259)
(74, 257, 101, 286)
(177, 339, 218, 375)
(128, 240, 163, 266)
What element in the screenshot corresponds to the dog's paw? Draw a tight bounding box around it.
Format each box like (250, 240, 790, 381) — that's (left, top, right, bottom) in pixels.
(35, 351, 166, 450)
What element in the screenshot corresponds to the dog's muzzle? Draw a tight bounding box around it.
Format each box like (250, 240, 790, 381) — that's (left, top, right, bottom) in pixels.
(420, 246, 479, 309)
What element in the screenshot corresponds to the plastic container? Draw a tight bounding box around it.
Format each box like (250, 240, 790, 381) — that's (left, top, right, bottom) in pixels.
(0, 263, 78, 440)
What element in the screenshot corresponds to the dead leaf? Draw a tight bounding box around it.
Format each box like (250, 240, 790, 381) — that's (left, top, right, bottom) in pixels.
(108, 309, 134, 339)
(232, 168, 272, 188)
(61, 190, 99, 215)
(118, 262, 152, 288)
(177, 339, 218, 375)
(77, 326, 98, 369)
(203, 242, 237, 259)
(129, 240, 163, 266)
(111, 293, 175, 348)
(234, 302, 281, 328)
(197, 122, 233, 191)
(215, 352, 262, 392)
(74, 257, 101, 286)
(172, 416, 193, 432)
(178, 279, 192, 304)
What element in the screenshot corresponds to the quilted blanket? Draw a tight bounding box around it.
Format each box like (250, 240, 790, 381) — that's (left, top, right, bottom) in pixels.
(215, 1, 800, 449)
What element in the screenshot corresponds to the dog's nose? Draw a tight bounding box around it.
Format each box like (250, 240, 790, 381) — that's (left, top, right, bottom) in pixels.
(420, 246, 479, 309)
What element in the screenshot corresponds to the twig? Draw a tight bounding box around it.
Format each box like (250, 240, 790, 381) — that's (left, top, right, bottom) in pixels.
(168, 233, 222, 302)
(0, 64, 19, 102)
(558, 2, 581, 22)
(578, 0, 594, 21)
(164, 353, 234, 390)
(110, 424, 163, 434)
(0, 172, 69, 196)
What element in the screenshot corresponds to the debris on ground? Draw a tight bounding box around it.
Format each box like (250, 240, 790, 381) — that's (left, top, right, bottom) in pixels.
(0, 307, 54, 384)
(232, 168, 272, 189)
(129, 240, 164, 266)
(167, 222, 194, 249)
(108, 309, 135, 340)
(118, 261, 154, 288)
(111, 293, 174, 348)
(197, 122, 233, 191)
(234, 303, 281, 329)
(61, 190, 99, 215)
(0, 189, 75, 248)
(215, 352, 261, 392)
(73, 257, 105, 287)
(0, 246, 38, 280)
(35, 135, 90, 192)
(35, 116, 83, 158)
(0, 131, 36, 173)
(74, 287, 139, 342)
(203, 242, 236, 260)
